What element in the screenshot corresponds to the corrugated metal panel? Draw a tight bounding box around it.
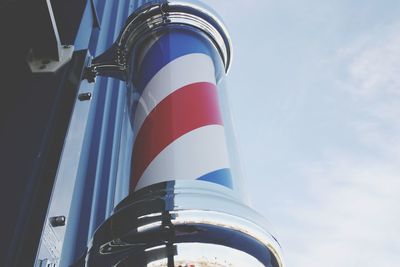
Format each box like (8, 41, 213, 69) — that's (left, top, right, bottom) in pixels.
(39, 0, 170, 266)
(38, 1, 155, 265)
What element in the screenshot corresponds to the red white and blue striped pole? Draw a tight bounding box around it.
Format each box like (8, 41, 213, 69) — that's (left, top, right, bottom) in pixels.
(86, 1, 284, 266)
(130, 28, 232, 191)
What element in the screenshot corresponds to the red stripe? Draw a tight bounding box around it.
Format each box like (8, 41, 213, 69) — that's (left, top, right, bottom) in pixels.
(130, 82, 222, 191)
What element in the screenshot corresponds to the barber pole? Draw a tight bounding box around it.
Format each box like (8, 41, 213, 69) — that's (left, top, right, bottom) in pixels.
(130, 30, 232, 191)
(83, 1, 285, 266)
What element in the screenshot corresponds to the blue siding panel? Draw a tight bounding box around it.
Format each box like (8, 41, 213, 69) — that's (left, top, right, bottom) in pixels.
(59, 0, 139, 265)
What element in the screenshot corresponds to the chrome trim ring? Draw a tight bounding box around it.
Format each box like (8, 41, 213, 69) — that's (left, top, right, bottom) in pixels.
(91, 0, 233, 78)
(119, 0, 232, 73)
(86, 181, 285, 267)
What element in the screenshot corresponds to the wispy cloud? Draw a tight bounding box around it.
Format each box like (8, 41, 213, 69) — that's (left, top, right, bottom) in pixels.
(344, 23, 400, 159)
(285, 159, 400, 266)
(342, 23, 400, 97)
(276, 21, 400, 267)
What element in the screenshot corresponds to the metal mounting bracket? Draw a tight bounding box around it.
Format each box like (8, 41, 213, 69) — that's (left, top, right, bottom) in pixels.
(26, 0, 74, 74)
(27, 45, 74, 74)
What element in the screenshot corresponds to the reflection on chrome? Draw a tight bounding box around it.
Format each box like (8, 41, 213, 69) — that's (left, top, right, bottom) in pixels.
(146, 243, 266, 267)
(138, 212, 164, 220)
(137, 221, 163, 233)
(87, 181, 284, 267)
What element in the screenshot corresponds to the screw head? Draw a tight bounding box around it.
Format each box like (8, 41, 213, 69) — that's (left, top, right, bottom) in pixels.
(78, 92, 92, 101)
(49, 216, 66, 227)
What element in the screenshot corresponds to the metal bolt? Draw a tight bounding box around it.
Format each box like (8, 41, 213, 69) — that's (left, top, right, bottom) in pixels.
(49, 216, 66, 227)
(78, 92, 92, 101)
(83, 67, 96, 83)
(160, 2, 168, 13)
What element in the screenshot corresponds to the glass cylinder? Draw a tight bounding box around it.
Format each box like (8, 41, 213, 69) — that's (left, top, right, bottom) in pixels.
(125, 25, 240, 196)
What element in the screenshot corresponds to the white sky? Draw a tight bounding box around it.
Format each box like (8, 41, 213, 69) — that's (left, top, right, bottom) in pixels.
(202, 1, 400, 266)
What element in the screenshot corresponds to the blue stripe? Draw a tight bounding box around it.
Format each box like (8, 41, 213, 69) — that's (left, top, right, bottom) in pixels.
(197, 168, 233, 189)
(136, 28, 215, 91)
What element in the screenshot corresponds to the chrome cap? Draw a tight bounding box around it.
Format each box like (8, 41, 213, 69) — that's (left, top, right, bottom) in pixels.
(90, 0, 233, 80)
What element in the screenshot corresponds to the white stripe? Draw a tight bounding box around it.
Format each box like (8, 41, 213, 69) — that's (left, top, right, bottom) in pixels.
(134, 125, 230, 191)
(133, 53, 216, 135)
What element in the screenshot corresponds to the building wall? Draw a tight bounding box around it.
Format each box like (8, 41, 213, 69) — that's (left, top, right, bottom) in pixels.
(38, 1, 158, 265)
(0, 0, 154, 266)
